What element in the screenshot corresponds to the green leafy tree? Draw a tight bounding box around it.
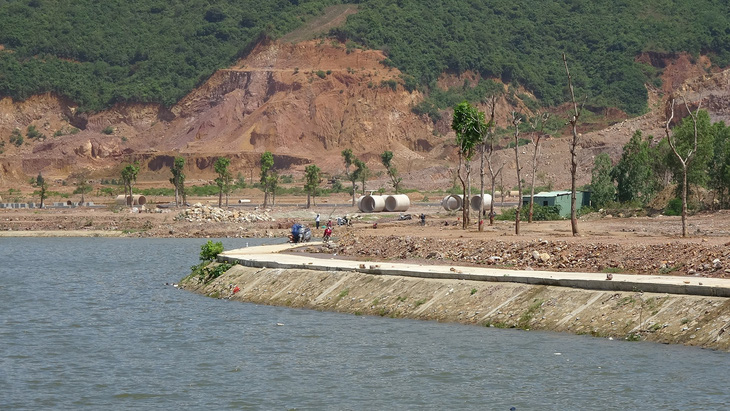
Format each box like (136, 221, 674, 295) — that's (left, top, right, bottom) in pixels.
(120, 162, 140, 207)
(33, 172, 48, 208)
(169, 156, 186, 206)
(70, 168, 92, 205)
(260, 151, 274, 208)
(342, 148, 357, 205)
(266, 171, 279, 206)
(451, 101, 485, 229)
(611, 131, 655, 205)
(590, 153, 614, 208)
(304, 164, 321, 208)
(380, 151, 402, 194)
(214, 157, 231, 207)
(709, 121, 730, 208)
(354, 158, 370, 194)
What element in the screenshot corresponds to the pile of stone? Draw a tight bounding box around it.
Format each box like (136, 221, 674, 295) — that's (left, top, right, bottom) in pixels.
(175, 204, 274, 223)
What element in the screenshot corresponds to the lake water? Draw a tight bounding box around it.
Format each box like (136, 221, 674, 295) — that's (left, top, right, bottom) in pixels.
(1, 237, 729, 410)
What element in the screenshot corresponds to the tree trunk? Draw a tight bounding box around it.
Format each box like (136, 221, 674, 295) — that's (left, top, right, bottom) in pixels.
(564, 53, 581, 236)
(218, 189, 223, 208)
(478, 141, 486, 231)
(528, 137, 540, 223)
(681, 164, 688, 237)
(351, 180, 356, 206)
(307, 193, 311, 209)
(512, 113, 522, 235)
(570, 151, 578, 236)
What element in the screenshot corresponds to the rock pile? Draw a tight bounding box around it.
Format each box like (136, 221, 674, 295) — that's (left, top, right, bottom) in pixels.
(175, 204, 275, 223)
(334, 234, 730, 278)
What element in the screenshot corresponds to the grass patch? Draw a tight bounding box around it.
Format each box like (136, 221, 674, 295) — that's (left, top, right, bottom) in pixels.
(338, 288, 349, 298)
(413, 298, 426, 308)
(601, 267, 624, 274)
(484, 321, 511, 329)
(625, 333, 642, 342)
(470, 288, 477, 295)
(517, 299, 544, 330)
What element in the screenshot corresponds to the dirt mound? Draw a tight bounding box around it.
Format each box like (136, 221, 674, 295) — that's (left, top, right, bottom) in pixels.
(1, 44, 729, 194)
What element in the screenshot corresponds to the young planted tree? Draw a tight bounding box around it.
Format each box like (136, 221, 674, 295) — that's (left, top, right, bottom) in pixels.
(169, 156, 186, 206)
(452, 101, 485, 229)
(267, 172, 280, 206)
(563, 53, 584, 236)
(510, 111, 524, 235)
(304, 164, 321, 208)
(590, 153, 615, 209)
(260, 151, 274, 208)
(214, 157, 231, 207)
(342, 149, 357, 205)
(380, 151, 402, 194)
(478, 95, 498, 230)
(354, 159, 370, 194)
(527, 113, 550, 223)
(120, 162, 139, 207)
(70, 168, 92, 205)
(33, 172, 48, 208)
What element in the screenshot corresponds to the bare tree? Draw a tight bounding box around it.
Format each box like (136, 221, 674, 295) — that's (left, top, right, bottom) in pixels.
(527, 112, 550, 223)
(563, 53, 584, 236)
(665, 97, 701, 237)
(485, 97, 505, 226)
(511, 111, 523, 235)
(477, 95, 498, 230)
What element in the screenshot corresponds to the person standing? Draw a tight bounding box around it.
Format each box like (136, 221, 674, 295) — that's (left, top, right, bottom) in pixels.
(315, 214, 321, 229)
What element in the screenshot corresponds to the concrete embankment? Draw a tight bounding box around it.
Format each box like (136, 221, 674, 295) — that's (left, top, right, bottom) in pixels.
(180, 244, 730, 351)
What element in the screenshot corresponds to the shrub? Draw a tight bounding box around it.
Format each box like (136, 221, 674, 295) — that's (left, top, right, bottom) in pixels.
(102, 126, 114, 135)
(315, 70, 326, 79)
(498, 204, 562, 221)
(200, 240, 224, 261)
(664, 198, 683, 216)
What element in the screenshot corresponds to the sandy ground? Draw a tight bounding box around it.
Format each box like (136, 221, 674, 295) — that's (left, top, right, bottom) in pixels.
(2, 194, 730, 278)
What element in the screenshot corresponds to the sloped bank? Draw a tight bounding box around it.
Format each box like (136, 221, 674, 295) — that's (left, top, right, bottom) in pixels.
(181, 264, 730, 351)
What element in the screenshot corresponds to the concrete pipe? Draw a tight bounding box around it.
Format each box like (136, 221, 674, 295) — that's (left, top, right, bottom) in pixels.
(356, 196, 365, 212)
(441, 194, 463, 211)
(115, 195, 131, 205)
(384, 194, 410, 212)
(470, 194, 493, 211)
(359, 194, 386, 213)
(115, 194, 147, 206)
(132, 195, 147, 206)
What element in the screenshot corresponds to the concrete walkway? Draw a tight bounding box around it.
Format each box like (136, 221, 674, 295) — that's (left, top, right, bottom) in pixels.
(218, 242, 730, 297)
